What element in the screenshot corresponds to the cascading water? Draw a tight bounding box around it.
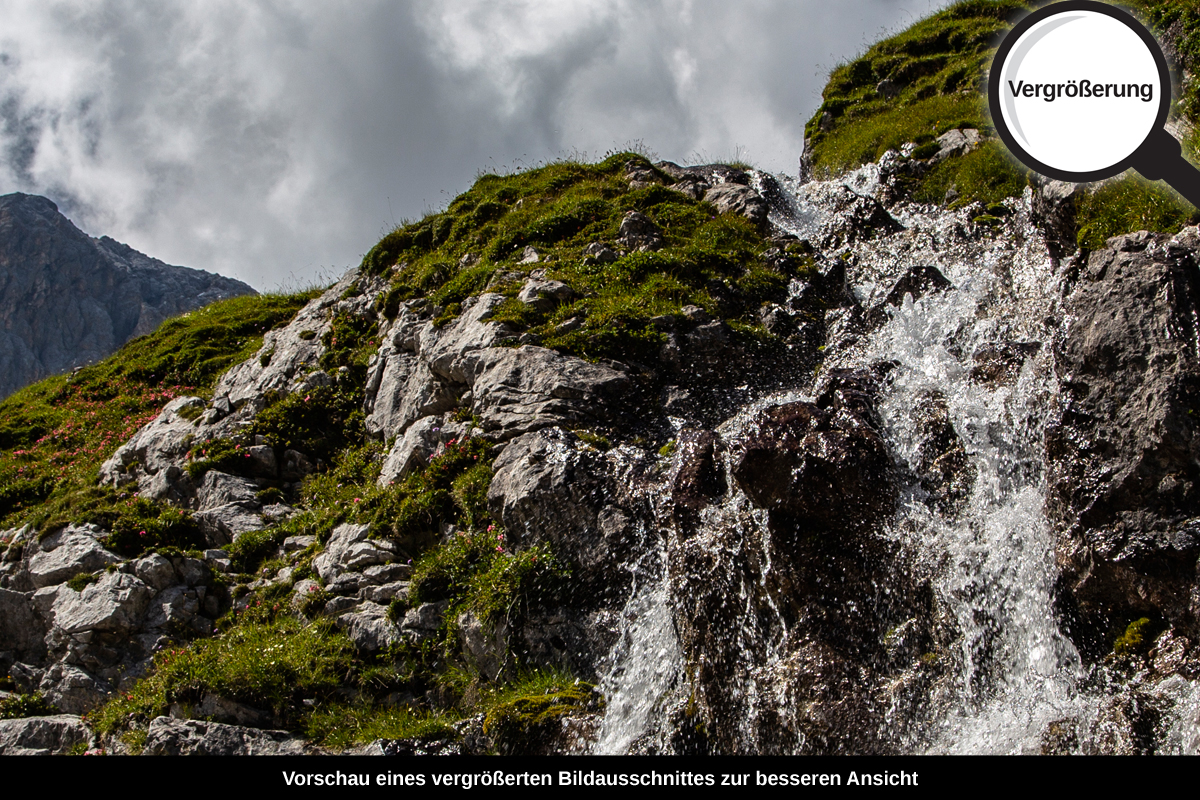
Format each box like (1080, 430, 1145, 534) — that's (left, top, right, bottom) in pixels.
(591, 164, 1200, 754)
(851, 194, 1084, 753)
(591, 546, 681, 754)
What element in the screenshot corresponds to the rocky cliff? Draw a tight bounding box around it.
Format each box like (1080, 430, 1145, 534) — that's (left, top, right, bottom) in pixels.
(3, 0, 1200, 757)
(0, 193, 255, 399)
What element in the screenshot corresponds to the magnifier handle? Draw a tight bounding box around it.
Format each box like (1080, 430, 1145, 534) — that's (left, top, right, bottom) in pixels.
(1131, 128, 1200, 210)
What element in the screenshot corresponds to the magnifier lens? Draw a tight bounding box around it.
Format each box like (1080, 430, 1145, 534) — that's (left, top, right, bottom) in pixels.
(997, 10, 1163, 175)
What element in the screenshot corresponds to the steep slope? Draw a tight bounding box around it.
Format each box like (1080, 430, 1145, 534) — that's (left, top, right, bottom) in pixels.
(4, 0, 1200, 757)
(0, 193, 255, 399)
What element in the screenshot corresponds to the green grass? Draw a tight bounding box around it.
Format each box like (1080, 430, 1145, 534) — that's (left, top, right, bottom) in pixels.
(1076, 175, 1200, 248)
(805, 1, 1027, 172)
(912, 141, 1030, 207)
(89, 612, 355, 736)
(805, 0, 1200, 237)
(305, 704, 458, 749)
(0, 291, 315, 529)
(362, 153, 791, 366)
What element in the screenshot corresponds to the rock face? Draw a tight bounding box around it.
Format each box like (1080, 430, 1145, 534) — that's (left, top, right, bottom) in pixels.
(10, 144, 1200, 758)
(0, 193, 254, 398)
(1046, 230, 1200, 653)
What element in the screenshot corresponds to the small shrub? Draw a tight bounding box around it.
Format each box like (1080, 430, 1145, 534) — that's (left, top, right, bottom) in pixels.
(1113, 617, 1155, 657)
(65, 572, 100, 592)
(103, 497, 206, 558)
(226, 528, 286, 574)
(0, 692, 58, 719)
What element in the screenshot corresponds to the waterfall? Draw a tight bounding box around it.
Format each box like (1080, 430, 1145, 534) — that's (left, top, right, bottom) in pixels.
(590, 165, 1199, 754)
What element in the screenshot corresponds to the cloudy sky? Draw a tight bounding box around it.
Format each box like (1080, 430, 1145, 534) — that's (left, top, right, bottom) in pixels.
(0, 0, 953, 290)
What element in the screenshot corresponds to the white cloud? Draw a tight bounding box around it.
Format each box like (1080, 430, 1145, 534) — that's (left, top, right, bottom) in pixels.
(0, 0, 954, 290)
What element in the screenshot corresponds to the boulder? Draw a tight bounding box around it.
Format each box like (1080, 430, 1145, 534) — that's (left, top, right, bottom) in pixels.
(732, 369, 896, 530)
(0, 714, 90, 755)
(1046, 230, 1200, 647)
(470, 346, 629, 439)
(616, 211, 663, 252)
(704, 183, 768, 231)
(142, 716, 312, 755)
(488, 428, 634, 590)
(51, 571, 152, 636)
(98, 396, 205, 492)
(26, 524, 120, 589)
(517, 278, 575, 312)
(38, 663, 108, 715)
(313, 524, 391, 583)
(212, 274, 366, 408)
(336, 602, 403, 653)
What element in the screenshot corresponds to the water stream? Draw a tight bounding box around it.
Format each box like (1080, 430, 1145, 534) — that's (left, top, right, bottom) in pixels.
(592, 165, 1197, 753)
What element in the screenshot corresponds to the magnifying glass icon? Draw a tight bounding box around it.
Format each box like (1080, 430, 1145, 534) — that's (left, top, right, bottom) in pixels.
(989, 0, 1200, 206)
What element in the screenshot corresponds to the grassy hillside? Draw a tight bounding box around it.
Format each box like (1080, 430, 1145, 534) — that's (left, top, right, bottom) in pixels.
(805, 0, 1200, 246)
(15, 1, 1200, 753)
(4, 152, 803, 752)
(0, 292, 316, 536)
(363, 152, 797, 365)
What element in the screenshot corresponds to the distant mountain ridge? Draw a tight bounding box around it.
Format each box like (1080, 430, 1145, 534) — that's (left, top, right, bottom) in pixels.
(0, 193, 255, 398)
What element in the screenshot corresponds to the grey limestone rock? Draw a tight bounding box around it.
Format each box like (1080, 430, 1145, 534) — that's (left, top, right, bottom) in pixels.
(704, 183, 768, 231)
(517, 278, 575, 311)
(929, 128, 983, 164)
(142, 716, 312, 755)
(213, 271, 371, 408)
(97, 396, 205, 492)
(50, 570, 152, 636)
(488, 428, 635, 590)
(0, 714, 91, 755)
(38, 663, 107, 715)
(26, 524, 120, 589)
(616, 211, 664, 252)
(336, 601, 402, 653)
(470, 346, 630, 439)
(313, 523, 391, 583)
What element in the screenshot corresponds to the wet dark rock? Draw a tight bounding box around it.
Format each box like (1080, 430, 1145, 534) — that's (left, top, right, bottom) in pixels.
(733, 370, 896, 530)
(670, 429, 727, 536)
(1032, 180, 1083, 260)
(970, 341, 1041, 385)
(882, 265, 953, 308)
(815, 185, 904, 245)
(911, 390, 975, 513)
(1046, 230, 1200, 647)
(0, 588, 46, 667)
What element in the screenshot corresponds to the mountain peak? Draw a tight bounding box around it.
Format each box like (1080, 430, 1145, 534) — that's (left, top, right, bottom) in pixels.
(0, 192, 255, 398)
